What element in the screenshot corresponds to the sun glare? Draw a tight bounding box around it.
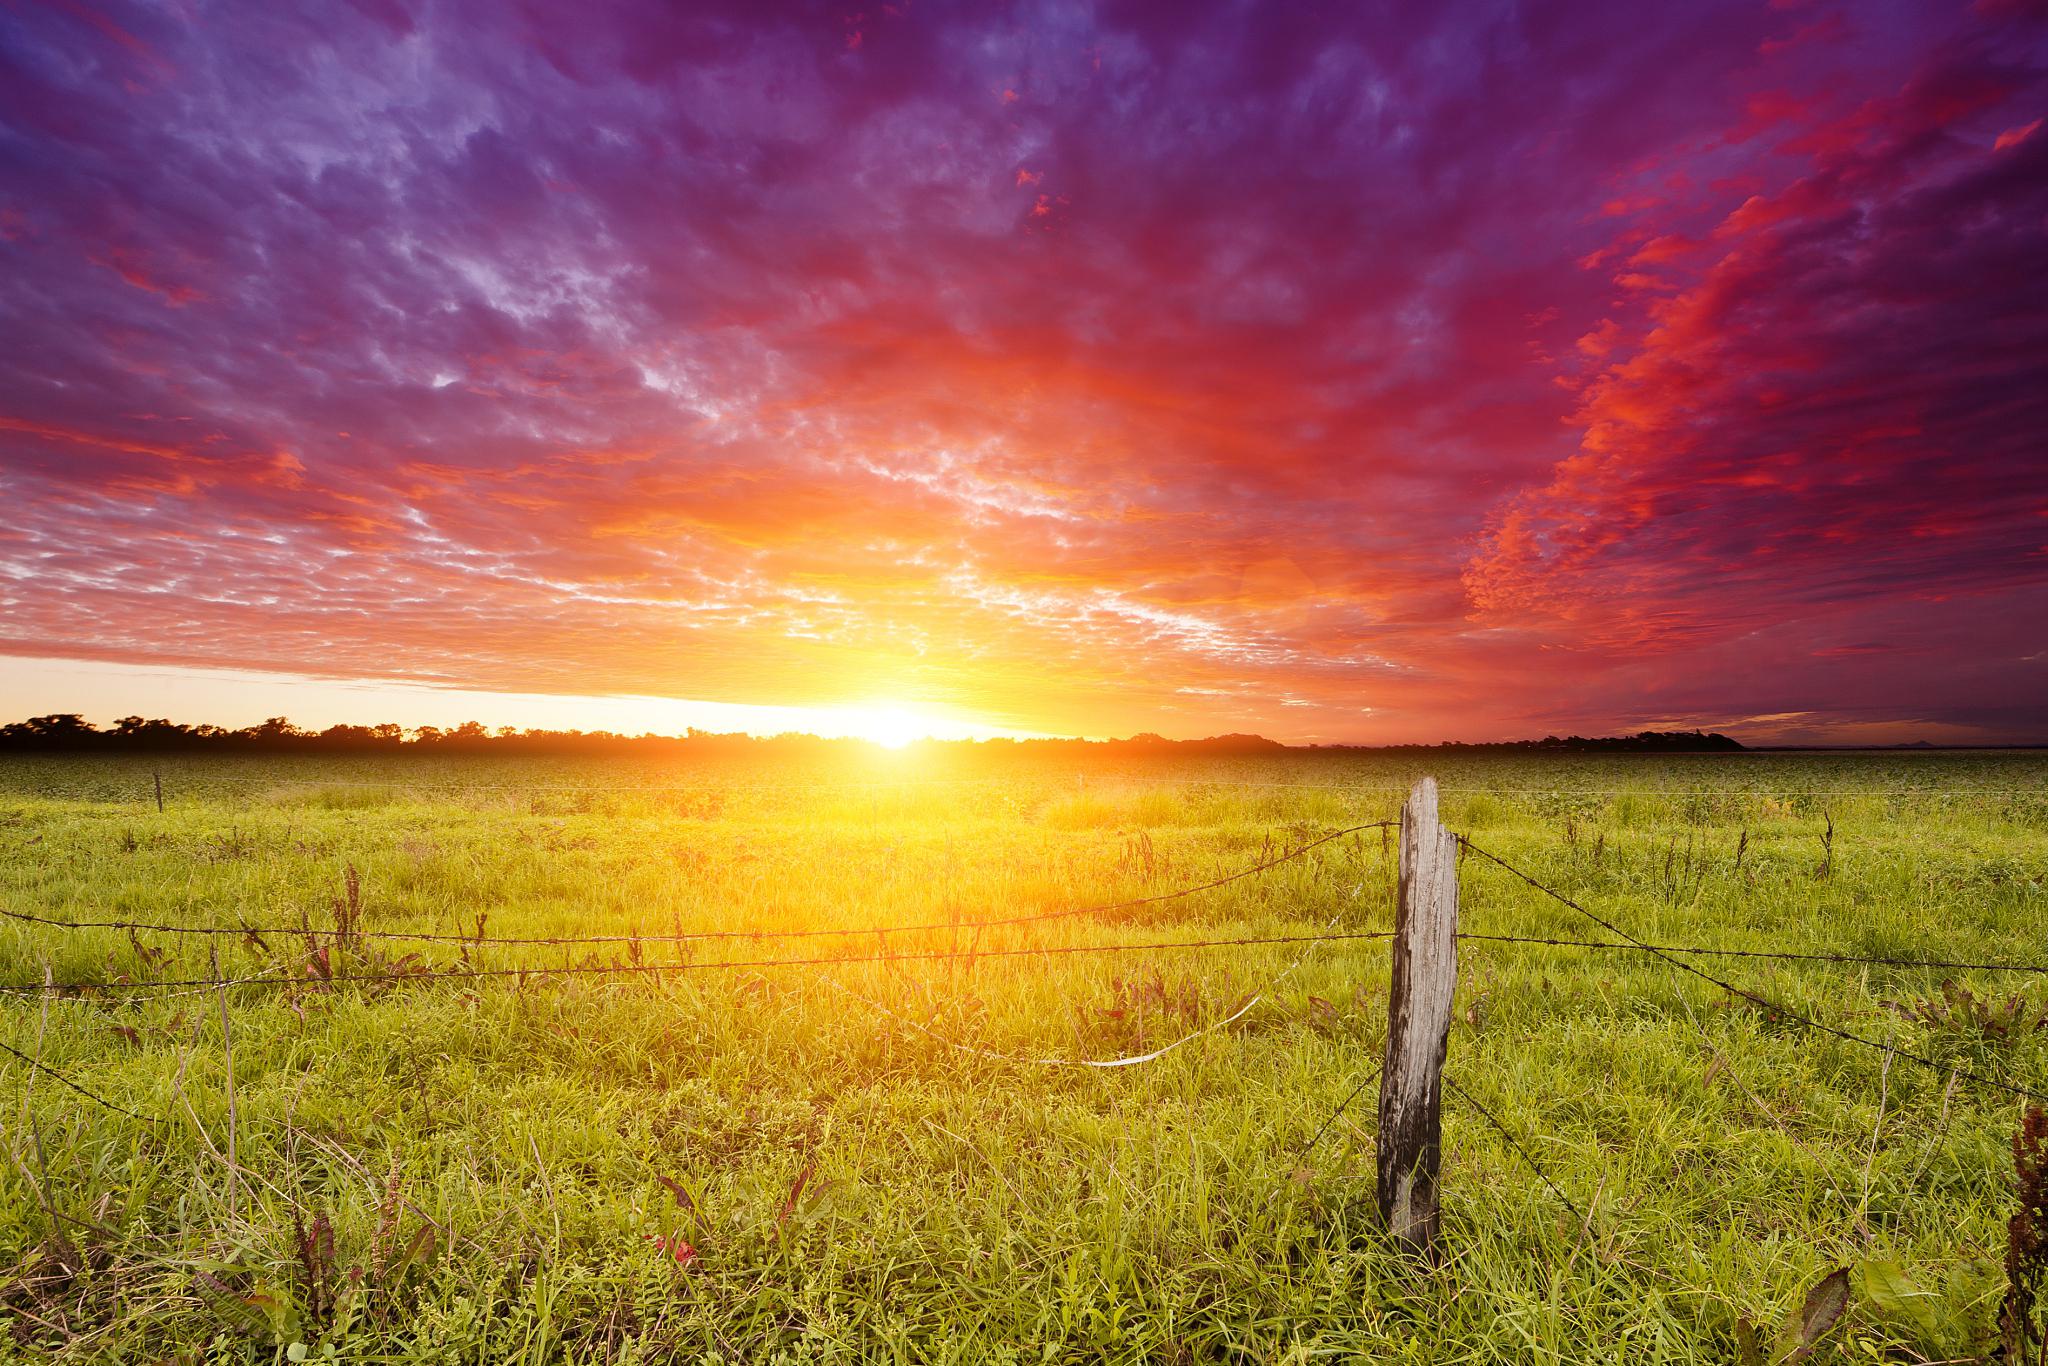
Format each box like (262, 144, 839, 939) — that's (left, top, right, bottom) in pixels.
(840, 705, 929, 749)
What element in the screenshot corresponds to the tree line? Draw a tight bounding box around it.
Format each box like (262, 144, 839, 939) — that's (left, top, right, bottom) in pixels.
(0, 714, 1744, 754)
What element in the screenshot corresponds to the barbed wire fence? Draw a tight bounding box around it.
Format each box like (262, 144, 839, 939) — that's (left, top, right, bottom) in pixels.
(0, 775, 2043, 1265)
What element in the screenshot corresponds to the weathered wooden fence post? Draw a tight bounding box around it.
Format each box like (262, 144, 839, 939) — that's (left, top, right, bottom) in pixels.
(1378, 775, 1459, 1258)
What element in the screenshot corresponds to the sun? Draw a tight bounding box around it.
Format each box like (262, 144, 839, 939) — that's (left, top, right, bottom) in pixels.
(837, 704, 930, 749)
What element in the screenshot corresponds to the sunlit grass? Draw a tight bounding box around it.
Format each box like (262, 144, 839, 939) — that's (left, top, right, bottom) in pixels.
(0, 751, 2041, 1360)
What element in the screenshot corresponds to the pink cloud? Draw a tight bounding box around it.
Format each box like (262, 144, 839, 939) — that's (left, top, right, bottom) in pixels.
(0, 0, 2042, 743)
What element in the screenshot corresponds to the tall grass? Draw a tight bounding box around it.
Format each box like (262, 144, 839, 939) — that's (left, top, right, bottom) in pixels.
(0, 752, 2041, 1360)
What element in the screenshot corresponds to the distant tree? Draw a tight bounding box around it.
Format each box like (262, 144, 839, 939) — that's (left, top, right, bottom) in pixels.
(0, 714, 1750, 756)
(318, 724, 379, 746)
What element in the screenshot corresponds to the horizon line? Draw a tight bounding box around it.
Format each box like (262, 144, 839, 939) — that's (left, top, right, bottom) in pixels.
(1, 713, 1978, 752)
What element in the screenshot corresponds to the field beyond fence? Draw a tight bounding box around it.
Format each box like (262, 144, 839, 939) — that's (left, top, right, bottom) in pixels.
(1, 750, 2045, 1362)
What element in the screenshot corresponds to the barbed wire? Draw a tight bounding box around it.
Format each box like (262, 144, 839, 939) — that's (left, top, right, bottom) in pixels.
(0, 929, 1402, 1002)
(0, 926, 1396, 1120)
(0, 1037, 155, 1124)
(1443, 1074, 1588, 1233)
(19, 917, 2040, 1009)
(12, 909, 2040, 981)
(0, 820, 1393, 1115)
(1455, 930, 2048, 975)
(0, 822, 1389, 953)
(1458, 837, 2048, 1105)
(1299, 1063, 1383, 1158)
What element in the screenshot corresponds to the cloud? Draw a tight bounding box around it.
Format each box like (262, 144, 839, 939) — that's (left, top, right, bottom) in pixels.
(1, 0, 2043, 742)
(1466, 23, 2048, 661)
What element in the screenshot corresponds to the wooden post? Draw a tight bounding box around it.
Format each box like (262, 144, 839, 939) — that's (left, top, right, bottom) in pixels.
(153, 771, 164, 814)
(1378, 776, 1458, 1258)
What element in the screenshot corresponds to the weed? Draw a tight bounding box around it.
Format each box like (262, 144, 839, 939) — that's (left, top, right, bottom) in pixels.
(1885, 981, 2047, 1041)
(2004, 1105, 2048, 1362)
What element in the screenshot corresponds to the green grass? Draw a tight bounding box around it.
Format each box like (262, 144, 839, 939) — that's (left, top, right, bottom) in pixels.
(0, 751, 2043, 1362)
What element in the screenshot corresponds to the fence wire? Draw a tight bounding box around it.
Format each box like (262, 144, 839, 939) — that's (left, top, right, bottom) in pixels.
(7, 806, 2043, 1162)
(0, 1037, 154, 1124)
(0, 929, 1402, 1002)
(0, 823, 1390, 952)
(1443, 1074, 1589, 1234)
(1459, 836, 2048, 1106)
(1454, 930, 2048, 975)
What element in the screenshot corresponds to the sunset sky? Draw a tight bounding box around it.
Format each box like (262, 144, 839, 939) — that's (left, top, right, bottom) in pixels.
(2, 0, 2044, 745)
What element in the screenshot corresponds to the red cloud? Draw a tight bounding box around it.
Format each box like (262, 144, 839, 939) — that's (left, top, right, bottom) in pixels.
(1996, 116, 2042, 149)
(0, 0, 2043, 743)
(1467, 32, 2048, 672)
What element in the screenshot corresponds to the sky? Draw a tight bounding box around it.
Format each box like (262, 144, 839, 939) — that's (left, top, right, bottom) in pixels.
(1, 0, 2044, 746)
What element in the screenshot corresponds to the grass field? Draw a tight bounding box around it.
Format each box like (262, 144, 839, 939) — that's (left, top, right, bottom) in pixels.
(1, 750, 2044, 1363)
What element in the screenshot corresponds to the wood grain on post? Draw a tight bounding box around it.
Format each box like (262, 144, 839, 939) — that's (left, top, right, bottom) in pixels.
(1377, 776, 1459, 1258)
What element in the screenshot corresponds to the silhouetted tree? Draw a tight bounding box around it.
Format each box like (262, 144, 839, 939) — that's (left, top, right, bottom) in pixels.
(0, 714, 1750, 756)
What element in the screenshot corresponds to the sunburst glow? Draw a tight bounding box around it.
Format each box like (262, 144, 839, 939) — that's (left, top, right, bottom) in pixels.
(836, 705, 932, 750)
(0, 0, 2041, 746)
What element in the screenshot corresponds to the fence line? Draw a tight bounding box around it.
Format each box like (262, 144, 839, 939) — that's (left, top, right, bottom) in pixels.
(2, 781, 2043, 1295)
(6, 799, 2043, 1190)
(0, 925, 1396, 1118)
(18, 921, 2040, 1009)
(0, 929, 1404, 1002)
(8, 901, 2046, 1012)
(0, 816, 1393, 1110)
(11, 911, 2042, 980)
(1459, 836, 2048, 1106)
(4, 805, 2037, 1002)
(0, 822, 1390, 955)
(1455, 930, 2048, 975)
